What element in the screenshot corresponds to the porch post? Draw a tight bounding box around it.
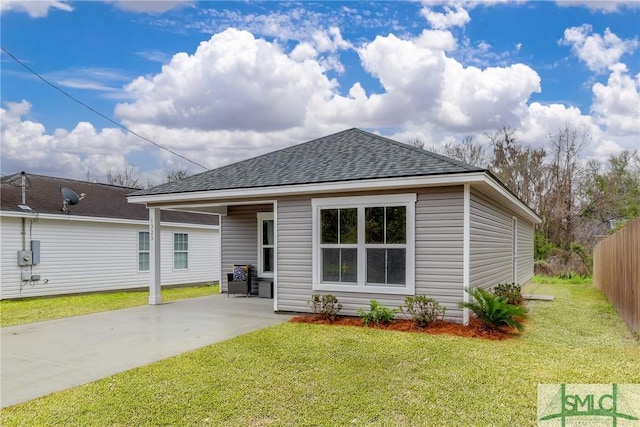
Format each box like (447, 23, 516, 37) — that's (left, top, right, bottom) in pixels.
(149, 207, 162, 305)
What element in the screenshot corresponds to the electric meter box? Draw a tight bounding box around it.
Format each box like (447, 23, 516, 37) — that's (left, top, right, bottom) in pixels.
(17, 250, 33, 266)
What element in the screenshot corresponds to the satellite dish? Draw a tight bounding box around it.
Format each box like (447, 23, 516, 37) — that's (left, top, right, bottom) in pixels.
(61, 187, 80, 205)
(61, 187, 83, 212)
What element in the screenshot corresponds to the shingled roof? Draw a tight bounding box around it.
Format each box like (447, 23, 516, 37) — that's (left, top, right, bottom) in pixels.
(1, 173, 218, 225)
(130, 128, 485, 197)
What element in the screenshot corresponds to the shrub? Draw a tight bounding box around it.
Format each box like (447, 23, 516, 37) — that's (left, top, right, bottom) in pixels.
(491, 283, 523, 306)
(459, 287, 528, 331)
(357, 300, 399, 326)
(402, 295, 446, 328)
(309, 294, 342, 321)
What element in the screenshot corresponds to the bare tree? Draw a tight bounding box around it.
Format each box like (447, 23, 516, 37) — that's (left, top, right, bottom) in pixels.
(539, 125, 588, 247)
(486, 127, 546, 212)
(166, 169, 189, 183)
(408, 137, 425, 149)
(441, 135, 489, 168)
(105, 165, 141, 189)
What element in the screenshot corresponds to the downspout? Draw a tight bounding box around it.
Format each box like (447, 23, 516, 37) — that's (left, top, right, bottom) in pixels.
(21, 171, 27, 250)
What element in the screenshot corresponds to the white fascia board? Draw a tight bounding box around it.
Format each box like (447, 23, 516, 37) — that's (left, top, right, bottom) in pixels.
(0, 211, 219, 229)
(127, 173, 486, 206)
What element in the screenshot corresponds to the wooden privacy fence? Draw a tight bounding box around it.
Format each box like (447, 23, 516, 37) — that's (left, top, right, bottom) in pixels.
(593, 218, 640, 335)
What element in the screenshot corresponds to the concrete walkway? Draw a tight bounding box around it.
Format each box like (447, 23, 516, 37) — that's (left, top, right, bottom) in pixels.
(1, 295, 290, 408)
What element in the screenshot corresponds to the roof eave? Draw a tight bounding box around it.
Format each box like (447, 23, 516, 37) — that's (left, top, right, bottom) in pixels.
(128, 172, 541, 224)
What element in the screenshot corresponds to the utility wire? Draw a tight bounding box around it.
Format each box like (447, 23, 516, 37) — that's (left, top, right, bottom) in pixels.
(1, 46, 209, 171)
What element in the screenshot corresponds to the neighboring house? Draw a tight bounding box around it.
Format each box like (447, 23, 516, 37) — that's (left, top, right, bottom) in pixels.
(128, 128, 541, 323)
(1, 173, 220, 299)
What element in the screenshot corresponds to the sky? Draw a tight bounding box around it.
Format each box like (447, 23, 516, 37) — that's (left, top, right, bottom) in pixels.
(1, 0, 639, 185)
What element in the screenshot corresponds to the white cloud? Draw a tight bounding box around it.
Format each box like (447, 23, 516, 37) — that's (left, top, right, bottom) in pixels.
(104, 0, 193, 14)
(0, 0, 72, 18)
(591, 63, 640, 135)
(560, 25, 639, 73)
(555, 1, 640, 13)
(0, 100, 136, 179)
(421, 4, 471, 29)
(115, 28, 337, 132)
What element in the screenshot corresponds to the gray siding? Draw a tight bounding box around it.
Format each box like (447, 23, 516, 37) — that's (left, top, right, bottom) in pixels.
(276, 197, 313, 311)
(221, 204, 272, 293)
(469, 189, 513, 289)
(517, 217, 535, 284)
(275, 188, 465, 322)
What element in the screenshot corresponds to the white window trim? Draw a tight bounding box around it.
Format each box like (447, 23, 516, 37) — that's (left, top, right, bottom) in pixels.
(138, 230, 150, 273)
(257, 212, 274, 278)
(173, 232, 189, 271)
(312, 193, 416, 295)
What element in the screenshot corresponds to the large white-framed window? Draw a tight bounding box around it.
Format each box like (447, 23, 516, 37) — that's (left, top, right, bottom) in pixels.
(173, 232, 189, 270)
(257, 212, 274, 278)
(312, 194, 416, 295)
(138, 231, 150, 272)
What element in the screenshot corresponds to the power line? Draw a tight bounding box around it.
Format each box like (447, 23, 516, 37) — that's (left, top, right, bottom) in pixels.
(1, 46, 208, 171)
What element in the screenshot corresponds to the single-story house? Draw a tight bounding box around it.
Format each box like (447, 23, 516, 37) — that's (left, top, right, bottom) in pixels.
(128, 128, 541, 323)
(1, 173, 220, 299)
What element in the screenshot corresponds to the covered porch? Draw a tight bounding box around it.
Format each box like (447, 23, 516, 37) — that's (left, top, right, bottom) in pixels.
(144, 199, 278, 310)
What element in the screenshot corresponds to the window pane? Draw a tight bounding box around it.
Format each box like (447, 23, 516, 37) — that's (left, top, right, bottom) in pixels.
(365, 207, 384, 244)
(339, 208, 358, 244)
(386, 206, 406, 244)
(174, 233, 188, 251)
(340, 248, 358, 283)
(174, 252, 188, 269)
(263, 220, 274, 246)
(263, 248, 273, 272)
(366, 249, 386, 284)
(139, 253, 149, 271)
(322, 248, 339, 282)
(139, 232, 149, 251)
(387, 249, 406, 285)
(321, 209, 338, 244)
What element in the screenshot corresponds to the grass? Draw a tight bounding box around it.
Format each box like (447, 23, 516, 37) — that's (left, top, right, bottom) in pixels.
(1, 280, 638, 426)
(0, 284, 219, 327)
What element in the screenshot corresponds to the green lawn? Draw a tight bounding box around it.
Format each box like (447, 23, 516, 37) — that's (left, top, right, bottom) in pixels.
(1, 281, 638, 426)
(0, 284, 219, 327)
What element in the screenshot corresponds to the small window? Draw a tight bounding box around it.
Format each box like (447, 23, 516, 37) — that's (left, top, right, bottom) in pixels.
(174, 233, 188, 270)
(257, 213, 274, 278)
(138, 231, 149, 272)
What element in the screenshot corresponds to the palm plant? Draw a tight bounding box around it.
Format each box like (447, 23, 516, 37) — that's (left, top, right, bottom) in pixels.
(459, 287, 528, 331)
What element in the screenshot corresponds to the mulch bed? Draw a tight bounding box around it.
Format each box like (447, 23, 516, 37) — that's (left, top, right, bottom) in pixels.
(289, 315, 519, 340)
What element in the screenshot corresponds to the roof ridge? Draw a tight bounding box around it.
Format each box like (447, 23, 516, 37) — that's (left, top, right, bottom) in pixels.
(1, 172, 142, 190)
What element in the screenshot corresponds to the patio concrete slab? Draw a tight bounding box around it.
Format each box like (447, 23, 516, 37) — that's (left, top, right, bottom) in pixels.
(1, 295, 290, 408)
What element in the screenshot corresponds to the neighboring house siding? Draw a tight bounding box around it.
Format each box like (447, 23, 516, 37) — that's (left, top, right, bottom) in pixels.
(469, 189, 515, 290)
(221, 204, 272, 294)
(0, 216, 219, 299)
(276, 188, 465, 322)
(517, 217, 535, 284)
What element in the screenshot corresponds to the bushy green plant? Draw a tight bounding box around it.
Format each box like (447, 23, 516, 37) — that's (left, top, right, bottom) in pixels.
(491, 283, 523, 306)
(309, 294, 342, 321)
(402, 295, 446, 328)
(357, 300, 399, 326)
(459, 287, 528, 331)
